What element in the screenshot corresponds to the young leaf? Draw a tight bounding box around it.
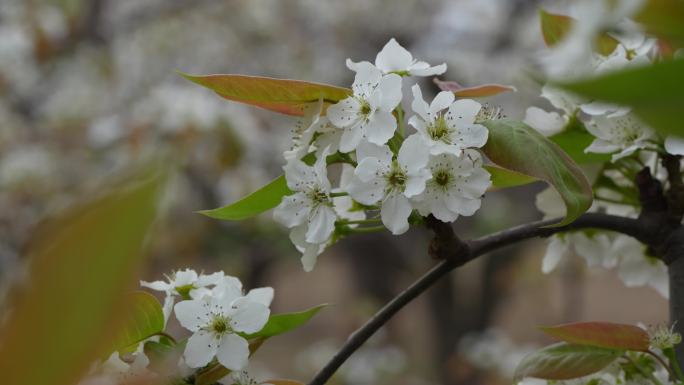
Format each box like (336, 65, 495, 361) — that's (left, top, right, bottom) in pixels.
(433, 78, 516, 97)
(515, 342, 623, 381)
(558, 57, 684, 137)
(114, 291, 165, 353)
(539, 9, 618, 55)
(242, 304, 328, 340)
(0, 165, 165, 385)
(179, 72, 351, 116)
(482, 119, 593, 226)
(541, 322, 650, 352)
(199, 175, 291, 221)
(485, 165, 537, 189)
(549, 117, 611, 164)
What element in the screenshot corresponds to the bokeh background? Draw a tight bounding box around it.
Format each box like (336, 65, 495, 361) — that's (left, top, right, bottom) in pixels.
(0, 1, 668, 384)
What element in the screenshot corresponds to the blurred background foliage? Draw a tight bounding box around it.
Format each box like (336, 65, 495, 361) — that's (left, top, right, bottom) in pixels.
(0, 1, 668, 384)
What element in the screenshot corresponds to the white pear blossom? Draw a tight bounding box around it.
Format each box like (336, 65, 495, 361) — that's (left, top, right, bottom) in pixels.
(346, 135, 431, 234)
(78, 351, 153, 385)
(413, 150, 491, 223)
(284, 99, 324, 161)
(273, 151, 337, 244)
(535, 188, 613, 273)
(334, 164, 367, 222)
(327, 62, 402, 151)
(174, 287, 270, 370)
(523, 106, 567, 137)
(613, 235, 668, 298)
(585, 114, 655, 161)
(289, 224, 328, 272)
(665, 136, 684, 156)
(408, 84, 488, 156)
(346, 38, 446, 77)
(141, 269, 224, 321)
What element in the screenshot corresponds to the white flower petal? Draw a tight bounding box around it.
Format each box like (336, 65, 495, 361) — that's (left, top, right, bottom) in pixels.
(246, 287, 274, 307)
(347, 174, 385, 205)
(404, 168, 431, 198)
(410, 84, 430, 121)
(283, 159, 318, 190)
(273, 193, 309, 228)
(445, 195, 481, 216)
(410, 62, 447, 76)
(585, 139, 621, 154)
(398, 134, 429, 172)
(447, 99, 481, 125)
(356, 141, 393, 164)
(350, 62, 383, 98)
(327, 98, 360, 129)
(339, 121, 366, 153)
(375, 38, 413, 73)
(455, 123, 489, 149)
(429, 91, 455, 114)
(364, 110, 397, 145)
(216, 334, 250, 371)
(542, 236, 568, 274)
(665, 136, 684, 156)
(174, 299, 210, 332)
(305, 205, 336, 244)
(229, 297, 270, 334)
(174, 269, 198, 286)
(375, 74, 403, 112)
(184, 330, 218, 368)
(381, 193, 412, 235)
(140, 280, 171, 292)
(523, 107, 566, 137)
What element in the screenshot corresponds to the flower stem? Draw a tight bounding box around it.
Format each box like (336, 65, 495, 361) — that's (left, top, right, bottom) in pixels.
(396, 105, 405, 138)
(346, 225, 387, 234)
(337, 218, 382, 225)
(647, 349, 677, 381)
(330, 192, 348, 198)
(664, 347, 684, 381)
(626, 354, 665, 385)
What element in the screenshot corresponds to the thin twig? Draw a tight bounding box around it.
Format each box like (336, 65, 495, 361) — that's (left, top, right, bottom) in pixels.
(307, 213, 647, 385)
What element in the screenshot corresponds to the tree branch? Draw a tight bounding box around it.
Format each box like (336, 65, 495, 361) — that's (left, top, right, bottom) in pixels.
(307, 212, 646, 385)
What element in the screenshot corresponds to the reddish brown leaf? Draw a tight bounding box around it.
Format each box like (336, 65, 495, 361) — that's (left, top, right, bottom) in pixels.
(433, 78, 516, 97)
(180, 73, 351, 116)
(541, 322, 650, 352)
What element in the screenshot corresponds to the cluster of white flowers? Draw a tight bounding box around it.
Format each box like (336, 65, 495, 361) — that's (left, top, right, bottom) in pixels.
(274, 38, 492, 271)
(525, 2, 684, 160)
(536, 187, 668, 297)
(79, 269, 273, 385)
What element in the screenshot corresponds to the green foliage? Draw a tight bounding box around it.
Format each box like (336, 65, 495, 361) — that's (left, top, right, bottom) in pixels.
(559, 57, 684, 137)
(0, 165, 166, 385)
(199, 175, 291, 221)
(515, 342, 623, 381)
(539, 9, 619, 55)
(179, 72, 351, 116)
(114, 291, 166, 353)
(541, 322, 650, 352)
(242, 304, 328, 340)
(636, 0, 684, 46)
(482, 119, 593, 226)
(485, 165, 537, 189)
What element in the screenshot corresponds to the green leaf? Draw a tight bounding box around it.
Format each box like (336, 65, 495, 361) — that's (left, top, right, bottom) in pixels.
(179, 72, 352, 116)
(549, 116, 611, 164)
(114, 291, 165, 353)
(199, 175, 291, 221)
(558, 57, 684, 137)
(539, 9, 618, 55)
(541, 322, 650, 352)
(482, 119, 593, 226)
(515, 342, 623, 381)
(242, 304, 327, 340)
(485, 165, 537, 189)
(0, 165, 166, 385)
(635, 0, 684, 46)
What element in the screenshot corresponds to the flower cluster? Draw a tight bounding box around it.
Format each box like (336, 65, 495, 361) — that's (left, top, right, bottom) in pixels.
(275, 38, 492, 271)
(526, 5, 684, 160)
(79, 269, 273, 385)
